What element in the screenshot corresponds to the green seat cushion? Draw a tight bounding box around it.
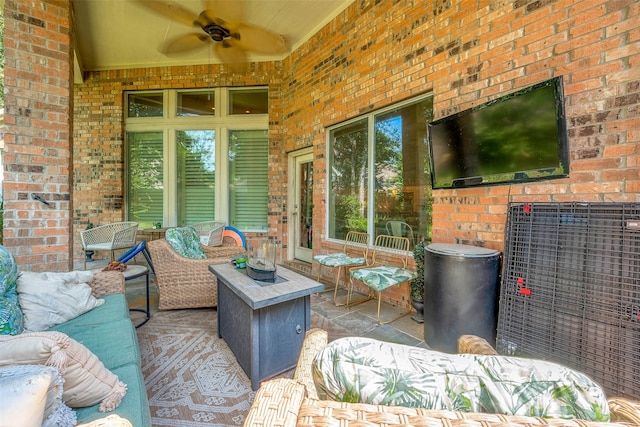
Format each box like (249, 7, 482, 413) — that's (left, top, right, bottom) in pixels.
(313, 336, 610, 421)
(49, 317, 141, 370)
(350, 266, 416, 291)
(165, 226, 206, 259)
(74, 363, 151, 427)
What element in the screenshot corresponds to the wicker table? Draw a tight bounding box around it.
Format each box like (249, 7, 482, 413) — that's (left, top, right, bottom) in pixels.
(209, 263, 324, 390)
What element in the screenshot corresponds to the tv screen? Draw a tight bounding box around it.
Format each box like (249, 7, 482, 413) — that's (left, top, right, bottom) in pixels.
(428, 77, 569, 189)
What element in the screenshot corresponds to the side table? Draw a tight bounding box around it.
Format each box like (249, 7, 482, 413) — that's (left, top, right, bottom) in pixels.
(123, 265, 150, 328)
(118, 241, 155, 328)
(209, 263, 324, 390)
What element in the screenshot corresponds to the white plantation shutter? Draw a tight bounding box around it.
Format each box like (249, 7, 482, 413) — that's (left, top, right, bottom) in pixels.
(229, 130, 268, 230)
(177, 130, 216, 225)
(127, 131, 164, 228)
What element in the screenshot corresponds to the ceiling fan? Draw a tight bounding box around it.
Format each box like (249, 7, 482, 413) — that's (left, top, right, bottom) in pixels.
(136, 0, 289, 71)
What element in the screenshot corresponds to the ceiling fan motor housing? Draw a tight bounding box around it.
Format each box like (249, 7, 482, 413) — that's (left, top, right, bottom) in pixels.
(204, 23, 230, 42)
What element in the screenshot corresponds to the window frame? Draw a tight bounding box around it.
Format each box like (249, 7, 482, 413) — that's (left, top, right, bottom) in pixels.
(325, 93, 434, 247)
(124, 87, 269, 231)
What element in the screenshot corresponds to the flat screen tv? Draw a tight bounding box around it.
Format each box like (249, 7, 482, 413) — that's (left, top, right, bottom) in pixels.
(428, 76, 569, 189)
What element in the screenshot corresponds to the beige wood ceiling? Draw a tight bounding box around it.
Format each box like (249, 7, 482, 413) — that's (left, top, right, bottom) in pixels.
(72, 0, 353, 76)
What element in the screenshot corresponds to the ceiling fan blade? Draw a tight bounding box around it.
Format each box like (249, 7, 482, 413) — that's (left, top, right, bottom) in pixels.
(202, 0, 244, 28)
(234, 23, 288, 55)
(135, 0, 199, 27)
(163, 33, 210, 54)
(214, 42, 248, 73)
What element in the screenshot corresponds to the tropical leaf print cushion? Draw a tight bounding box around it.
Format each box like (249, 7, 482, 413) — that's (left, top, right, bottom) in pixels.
(0, 245, 24, 335)
(313, 337, 609, 421)
(313, 253, 365, 267)
(165, 227, 206, 259)
(350, 266, 417, 291)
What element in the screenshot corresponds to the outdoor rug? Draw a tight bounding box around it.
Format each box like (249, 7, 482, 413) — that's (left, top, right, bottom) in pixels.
(136, 308, 264, 427)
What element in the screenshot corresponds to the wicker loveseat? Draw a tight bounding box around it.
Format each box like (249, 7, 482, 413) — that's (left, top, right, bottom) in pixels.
(244, 329, 640, 427)
(147, 234, 245, 310)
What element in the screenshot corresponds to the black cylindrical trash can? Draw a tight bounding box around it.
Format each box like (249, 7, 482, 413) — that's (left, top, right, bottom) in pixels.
(423, 243, 501, 353)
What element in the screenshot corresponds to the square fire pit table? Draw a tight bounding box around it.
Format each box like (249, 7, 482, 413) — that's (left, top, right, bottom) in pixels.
(209, 263, 324, 390)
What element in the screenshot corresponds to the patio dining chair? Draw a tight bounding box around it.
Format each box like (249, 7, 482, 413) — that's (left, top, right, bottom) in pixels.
(349, 234, 416, 325)
(80, 221, 139, 270)
(313, 231, 369, 306)
(386, 220, 415, 247)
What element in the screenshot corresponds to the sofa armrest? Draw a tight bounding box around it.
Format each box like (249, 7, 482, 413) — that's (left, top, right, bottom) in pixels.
(457, 334, 499, 355)
(293, 328, 328, 400)
(89, 270, 125, 297)
(243, 378, 305, 427)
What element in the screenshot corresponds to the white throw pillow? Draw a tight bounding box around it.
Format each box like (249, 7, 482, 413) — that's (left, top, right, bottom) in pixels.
(0, 364, 50, 427)
(0, 364, 77, 427)
(0, 364, 76, 427)
(17, 271, 104, 332)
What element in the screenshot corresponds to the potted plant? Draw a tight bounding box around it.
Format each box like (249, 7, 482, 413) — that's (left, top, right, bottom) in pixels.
(410, 237, 426, 323)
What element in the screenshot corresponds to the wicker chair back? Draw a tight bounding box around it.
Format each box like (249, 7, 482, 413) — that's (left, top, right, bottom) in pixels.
(80, 222, 139, 269)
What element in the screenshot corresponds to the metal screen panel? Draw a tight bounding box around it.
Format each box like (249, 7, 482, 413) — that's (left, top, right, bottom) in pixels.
(497, 202, 640, 398)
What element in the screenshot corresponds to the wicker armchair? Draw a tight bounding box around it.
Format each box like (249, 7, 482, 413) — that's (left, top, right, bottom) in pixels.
(244, 330, 640, 427)
(147, 237, 245, 310)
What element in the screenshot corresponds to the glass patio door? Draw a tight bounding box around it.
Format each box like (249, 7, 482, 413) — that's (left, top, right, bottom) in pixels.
(293, 152, 314, 262)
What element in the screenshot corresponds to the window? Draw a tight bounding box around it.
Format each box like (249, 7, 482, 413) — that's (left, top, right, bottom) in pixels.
(176, 130, 216, 225)
(177, 90, 216, 116)
(125, 88, 269, 231)
(128, 93, 163, 117)
(229, 88, 268, 115)
(327, 95, 434, 249)
(127, 132, 163, 225)
(229, 130, 268, 230)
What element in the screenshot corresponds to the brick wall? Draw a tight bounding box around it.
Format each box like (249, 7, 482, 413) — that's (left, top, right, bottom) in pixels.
(281, 0, 639, 306)
(4, 0, 638, 300)
(72, 64, 284, 259)
(2, 0, 73, 271)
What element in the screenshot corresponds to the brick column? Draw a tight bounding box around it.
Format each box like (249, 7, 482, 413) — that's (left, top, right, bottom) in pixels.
(2, 0, 73, 271)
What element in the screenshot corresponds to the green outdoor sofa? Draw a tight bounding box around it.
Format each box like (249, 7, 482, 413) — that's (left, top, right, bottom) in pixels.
(0, 245, 150, 426)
